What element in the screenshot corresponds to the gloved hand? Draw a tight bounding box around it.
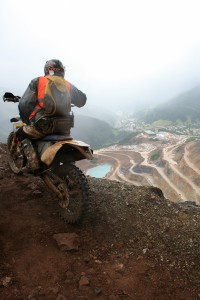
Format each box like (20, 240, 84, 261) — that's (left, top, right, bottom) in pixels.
(10, 117, 19, 122)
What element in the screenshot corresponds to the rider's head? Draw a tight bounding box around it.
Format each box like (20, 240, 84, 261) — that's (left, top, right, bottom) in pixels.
(44, 59, 65, 77)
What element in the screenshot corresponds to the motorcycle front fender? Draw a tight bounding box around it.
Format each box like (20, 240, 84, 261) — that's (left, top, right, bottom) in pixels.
(40, 140, 93, 166)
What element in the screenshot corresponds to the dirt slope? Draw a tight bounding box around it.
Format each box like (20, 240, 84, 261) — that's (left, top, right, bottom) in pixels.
(0, 142, 200, 300)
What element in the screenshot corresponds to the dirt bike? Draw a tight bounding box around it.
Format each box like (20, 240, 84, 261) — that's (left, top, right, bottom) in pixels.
(3, 92, 93, 224)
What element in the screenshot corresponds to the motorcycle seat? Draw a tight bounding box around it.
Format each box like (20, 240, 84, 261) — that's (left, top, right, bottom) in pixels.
(40, 134, 73, 141)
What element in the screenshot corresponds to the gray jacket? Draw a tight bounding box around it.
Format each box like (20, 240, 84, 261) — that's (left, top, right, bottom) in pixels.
(19, 76, 87, 124)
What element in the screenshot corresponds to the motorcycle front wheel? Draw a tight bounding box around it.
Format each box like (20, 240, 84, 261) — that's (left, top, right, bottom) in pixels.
(7, 132, 24, 174)
(54, 163, 90, 224)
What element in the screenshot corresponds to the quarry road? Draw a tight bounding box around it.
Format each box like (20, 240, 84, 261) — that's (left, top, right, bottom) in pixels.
(184, 144, 200, 175)
(96, 152, 140, 185)
(139, 150, 187, 201)
(126, 153, 155, 186)
(96, 147, 187, 200)
(97, 150, 154, 186)
(95, 136, 200, 203)
(162, 139, 200, 199)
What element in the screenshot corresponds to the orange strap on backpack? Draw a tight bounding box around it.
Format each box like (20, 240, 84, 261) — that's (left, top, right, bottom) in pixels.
(28, 76, 71, 120)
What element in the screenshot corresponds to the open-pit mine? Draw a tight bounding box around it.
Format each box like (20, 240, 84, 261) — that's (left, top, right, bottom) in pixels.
(78, 132, 200, 205)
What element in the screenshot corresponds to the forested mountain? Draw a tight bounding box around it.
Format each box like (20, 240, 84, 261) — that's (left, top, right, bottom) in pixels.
(137, 84, 200, 124)
(72, 114, 128, 149)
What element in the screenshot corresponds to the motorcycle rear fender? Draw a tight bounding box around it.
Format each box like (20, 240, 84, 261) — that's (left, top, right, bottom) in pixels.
(40, 140, 93, 166)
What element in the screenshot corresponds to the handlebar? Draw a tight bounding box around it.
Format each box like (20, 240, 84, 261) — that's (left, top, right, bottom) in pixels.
(3, 92, 21, 103)
(3, 92, 75, 107)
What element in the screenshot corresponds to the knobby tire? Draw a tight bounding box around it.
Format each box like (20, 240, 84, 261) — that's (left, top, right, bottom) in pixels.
(54, 163, 90, 224)
(7, 132, 24, 174)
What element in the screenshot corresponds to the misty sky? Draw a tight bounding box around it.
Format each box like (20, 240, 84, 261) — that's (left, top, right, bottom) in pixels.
(1, 0, 200, 113)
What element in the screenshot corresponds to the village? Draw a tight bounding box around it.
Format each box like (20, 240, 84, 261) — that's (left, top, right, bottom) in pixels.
(115, 112, 200, 137)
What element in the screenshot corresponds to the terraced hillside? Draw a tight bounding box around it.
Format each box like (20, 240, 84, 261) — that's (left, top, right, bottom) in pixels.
(78, 133, 200, 205)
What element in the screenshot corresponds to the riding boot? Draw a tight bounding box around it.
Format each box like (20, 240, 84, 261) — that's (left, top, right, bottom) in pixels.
(21, 139, 40, 171)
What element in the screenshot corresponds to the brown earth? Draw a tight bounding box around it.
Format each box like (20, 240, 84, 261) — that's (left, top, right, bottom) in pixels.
(0, 142, 200, 300)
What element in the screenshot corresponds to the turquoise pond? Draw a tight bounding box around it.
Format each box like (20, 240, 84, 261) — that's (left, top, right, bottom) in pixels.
(86, 164, 111, 178)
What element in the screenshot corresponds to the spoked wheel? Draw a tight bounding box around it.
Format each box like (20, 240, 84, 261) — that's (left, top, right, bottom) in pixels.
(54, 163, 90, 224)
(7, 132, 25, 174)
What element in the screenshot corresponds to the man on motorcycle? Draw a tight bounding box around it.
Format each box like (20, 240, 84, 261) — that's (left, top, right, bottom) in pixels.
(16, 59, 87, 170)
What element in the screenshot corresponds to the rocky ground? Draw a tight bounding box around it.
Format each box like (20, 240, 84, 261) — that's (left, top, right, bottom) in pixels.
(0, 142, 200, 300)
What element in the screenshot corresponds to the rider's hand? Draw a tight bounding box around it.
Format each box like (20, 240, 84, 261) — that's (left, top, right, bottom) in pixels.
(10, 118, 19, 122)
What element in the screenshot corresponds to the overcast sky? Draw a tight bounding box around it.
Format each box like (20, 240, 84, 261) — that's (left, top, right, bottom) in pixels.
(1, 0, 200, 113)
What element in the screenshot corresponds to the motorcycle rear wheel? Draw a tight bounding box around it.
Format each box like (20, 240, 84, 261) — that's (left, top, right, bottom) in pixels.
(7, 132, 24, 174)
(54, 163, 90, 224)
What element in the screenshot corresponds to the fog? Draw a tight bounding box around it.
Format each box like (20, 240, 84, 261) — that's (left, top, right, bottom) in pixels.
(1, 0, 200, 114)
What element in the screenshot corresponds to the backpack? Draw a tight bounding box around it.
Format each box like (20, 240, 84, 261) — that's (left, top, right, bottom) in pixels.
(38, 75, 71, 117)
